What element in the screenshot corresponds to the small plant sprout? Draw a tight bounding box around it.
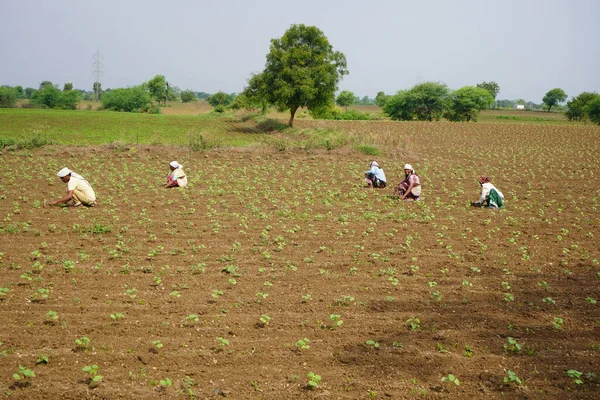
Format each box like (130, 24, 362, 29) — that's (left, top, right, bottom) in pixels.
(169, 290, 181, 299)
(125, 288, 137, 299)
(586, 297, 597, 304)
(13, 365, 35, 383)
(566, 370, 584, 385)
(216, 337, 229, 347)
(301, 293, 312, 303)
(185, 314, 199, 324)
(328, 314, 343, 329)
(306, 371, 322, 389)
(152, 340, 163, 350)
(159, 378, 173, 388)
(552, 317, 564, 330)
(464, 344, 473, 357)
(74, 336, 91, 351)
(36, 354, 49, 365)
(82, 364, 103, 387)
(110, 312, 125, 321)
(365, 340, 380, 349)
(258, 314, 271, 327)
(46, 310, 59, 323)
(211, 289, 224, 299)
(504, 337, 522, 354)
(406, 317, 421, 331)
(296, 338, 310, 350)
(542, 297, 556, 305)
(504, 370, 523, 386)
(441, 374, 460, 386)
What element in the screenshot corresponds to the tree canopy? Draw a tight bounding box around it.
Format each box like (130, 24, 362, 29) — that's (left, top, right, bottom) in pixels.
(383, 82, 449, 121)
(476, 81, 500, 104)
(242, 24, 348, 127)
(336, 90, 355, 111)
(542, 88, 567, 112)
(587, 97, 600, 126)
(374, 91, 390, 107)
(207, 91, 234, 107)
(102, 86, 151, 112)
(565, 91, 600, 122)
(147, 75, 169, 106)
(180, 90, 197, 103)
(445, 86, 494, 122)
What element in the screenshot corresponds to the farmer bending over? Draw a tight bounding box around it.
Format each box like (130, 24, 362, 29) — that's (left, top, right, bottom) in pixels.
(471, 176, 504, 208)
(164, 161, 188, 188)
(364, 161, 387, 188)
(49, 168, 97, 207)
(398, 164, 421, 201)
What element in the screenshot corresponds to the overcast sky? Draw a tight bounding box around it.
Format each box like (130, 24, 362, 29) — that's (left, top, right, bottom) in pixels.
(1, 0, 598, 102)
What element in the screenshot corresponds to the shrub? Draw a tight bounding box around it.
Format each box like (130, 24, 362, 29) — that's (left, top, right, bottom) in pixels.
(181, 90, 196, 103)
(0, 86, 17, 108)
(102, 87, 151, 112)
(310, 106, 371, 121)
(29, 85, 80, 110)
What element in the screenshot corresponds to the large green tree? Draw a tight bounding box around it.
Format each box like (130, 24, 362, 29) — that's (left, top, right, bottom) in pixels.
(383, 82, 449, 121)
(243, 24, 348, 127)
(542, 88, 567, 112)
(147, 75, 169, 106)
(180, 90, 197, 103)
(102, 87, 151, 112)
(336, 90, 355, 111)
(445, 86, 494, 122)
(93, 82, 103, 101)
(476, 81, 500, 106)
(565, 92, 600, 122)
(207, 91, 234, 107)
(374, 91, 390, 107)
(588, 97, 600, 126)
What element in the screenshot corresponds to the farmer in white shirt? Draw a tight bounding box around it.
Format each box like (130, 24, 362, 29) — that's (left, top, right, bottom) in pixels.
(471, 176, 504, 208)
(364, 161, 387, 188)
(49, 168, 97, 207)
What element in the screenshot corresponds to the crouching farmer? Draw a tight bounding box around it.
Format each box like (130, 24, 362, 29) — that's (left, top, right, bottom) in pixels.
(364, 161, 387, 188)
(471, 176, 504, 208)
(49, 168, 97, 207)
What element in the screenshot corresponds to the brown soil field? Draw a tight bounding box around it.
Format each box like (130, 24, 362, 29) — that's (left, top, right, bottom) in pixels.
(0, 121, 599, 399)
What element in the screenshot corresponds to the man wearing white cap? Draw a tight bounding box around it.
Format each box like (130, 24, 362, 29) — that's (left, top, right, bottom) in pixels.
(49, 168, 97, 207)
(398, 163, 421, 201)
(164, 161, 187, 188)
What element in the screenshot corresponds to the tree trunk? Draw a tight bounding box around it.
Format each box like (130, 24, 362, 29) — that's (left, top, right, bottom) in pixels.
(288, 106, 299, 127)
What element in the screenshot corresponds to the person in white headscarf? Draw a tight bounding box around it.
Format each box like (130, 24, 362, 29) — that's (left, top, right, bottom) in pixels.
(364, 160, 387, 188)
(164, 161, 188, 188)
(49, 168, 97, 207)
(397, 163, 421, 201)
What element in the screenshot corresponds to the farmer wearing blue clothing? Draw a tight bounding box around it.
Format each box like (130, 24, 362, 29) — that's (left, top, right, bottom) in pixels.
(364, 161, 387, 188)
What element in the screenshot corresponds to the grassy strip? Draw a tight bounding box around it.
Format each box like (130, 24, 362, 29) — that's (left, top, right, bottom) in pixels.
(0, 109, 265, 146)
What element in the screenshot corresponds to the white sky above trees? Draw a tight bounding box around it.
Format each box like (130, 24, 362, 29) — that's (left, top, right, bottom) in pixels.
(1, 0, 598, 102)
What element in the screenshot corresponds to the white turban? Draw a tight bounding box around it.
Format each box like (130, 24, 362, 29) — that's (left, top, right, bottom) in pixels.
(370, 161, 379, 168)
(169, 161, 181, 169)
(403, 164, 413, 171)
(57, 167, 71, 177)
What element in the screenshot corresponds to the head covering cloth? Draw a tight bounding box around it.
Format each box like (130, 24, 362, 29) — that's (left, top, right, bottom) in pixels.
(57, 167, 71, 177)
(170, 161, 182, 169)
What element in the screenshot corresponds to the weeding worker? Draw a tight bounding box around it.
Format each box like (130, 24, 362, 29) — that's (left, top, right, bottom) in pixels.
(49, 168, 97, 207)
(398, 164, 421, 201)
(364, 160, 387, 188)
(164, 161, 188, 188)
(471, 176, 504, 208)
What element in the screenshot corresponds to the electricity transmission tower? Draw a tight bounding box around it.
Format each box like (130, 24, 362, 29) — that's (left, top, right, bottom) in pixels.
(92, 49, 103, 100)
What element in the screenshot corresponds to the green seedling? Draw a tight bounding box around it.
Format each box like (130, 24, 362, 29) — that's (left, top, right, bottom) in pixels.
(441, 374, 460, 386)
(365, 340, 380, 349)
(328, 314, 343, 329)
(185, 314, 199, 323)
(125, 288, 137, 299)
(152, 340, 163, 350)
(74, 336, 91, 351)
(110, 312, 125, 321)
(542, 297, 556, 305)
(0, 287, 9, 298)
(13, 365, 35, 382)
(46, 310, 59, 323)
(211, 289, 224, 298)
(306, 371, 322, 389)
(258, 314, 271, 327)
(504, 370, 522, 386)
(552, 317, 564, 330)
(586, 297, 597, 304)
(36, 354, 49, 364)
(159, 378, 173, 388)
(406, 317, 421, 331)
(566, 370, 584, 385)
(82, 364, 103, 387)
(169, 290, 181, 298)
(504, 337, 522, 354)
(436, 343, 449, 353)
(296, 338, 310, 350)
